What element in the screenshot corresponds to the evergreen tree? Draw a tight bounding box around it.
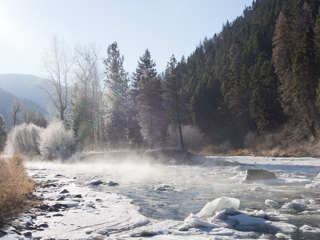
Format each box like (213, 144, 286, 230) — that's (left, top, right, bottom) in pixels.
(103, 42, 129, 147)
(70, 82, 88, 143)
(133, 49, 167, 148)
(249, 53, 283, 133)
(35, 110, 47, 128)
(272, 11, 296, 117)
(292, 2, 314, 54)
(163, 55, 186, 148)
(292, 26, 320, 137)
(125, 93, 143, 148)
(0, 115, 6, 153)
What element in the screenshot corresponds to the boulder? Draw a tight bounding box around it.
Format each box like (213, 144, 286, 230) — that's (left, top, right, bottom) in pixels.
(89, 180, 105, 186)
(245, 169, 276, 181)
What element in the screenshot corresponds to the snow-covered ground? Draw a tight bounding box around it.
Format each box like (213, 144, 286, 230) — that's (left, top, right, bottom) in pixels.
(2, 155, 320, 239)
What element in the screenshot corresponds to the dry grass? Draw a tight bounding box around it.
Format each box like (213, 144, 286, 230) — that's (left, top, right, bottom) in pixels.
(0, 154, 35, 221)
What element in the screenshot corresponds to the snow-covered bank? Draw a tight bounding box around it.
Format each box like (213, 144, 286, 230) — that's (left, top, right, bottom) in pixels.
(1, 167, 149, 239)
(2, 155, 320, 239)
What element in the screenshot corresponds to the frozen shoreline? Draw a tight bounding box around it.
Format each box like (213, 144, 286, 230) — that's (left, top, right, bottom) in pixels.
(2, 155, 320, 239)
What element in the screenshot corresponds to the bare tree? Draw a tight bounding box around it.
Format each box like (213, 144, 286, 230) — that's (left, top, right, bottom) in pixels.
(71, 44, 103, 147)
(39, 36, 74, 122)
(8, 98, 23, 126)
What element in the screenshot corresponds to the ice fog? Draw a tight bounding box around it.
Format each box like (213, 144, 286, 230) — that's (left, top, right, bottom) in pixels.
(3, 153, 320, 239)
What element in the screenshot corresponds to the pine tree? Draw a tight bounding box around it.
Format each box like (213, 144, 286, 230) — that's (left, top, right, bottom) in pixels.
(0, 115, 7, 153)
(134, 49, 167, 148)
(272, 11, 295, 117)
(103, 42, 129, 147)
(292, 2, 314, 54)
(315, 9, 320, 108)
(70, 82, 86, 142)
(292, 26, 319, 137)
(163, 55, 185, 148)
(35, 110, 47, 128)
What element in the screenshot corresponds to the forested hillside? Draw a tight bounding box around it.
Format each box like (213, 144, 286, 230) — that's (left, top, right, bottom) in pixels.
(173, 0, 320, 153)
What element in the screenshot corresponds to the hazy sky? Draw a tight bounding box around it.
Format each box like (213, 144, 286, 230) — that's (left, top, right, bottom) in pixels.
(0, 0, 253, 77)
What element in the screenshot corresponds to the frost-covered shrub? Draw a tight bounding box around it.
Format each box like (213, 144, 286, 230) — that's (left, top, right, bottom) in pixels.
(167, 125, 205, 151)
(244, 131, 258, 150)
(38, 120, 76, 160)
(6, 123, 43, 156)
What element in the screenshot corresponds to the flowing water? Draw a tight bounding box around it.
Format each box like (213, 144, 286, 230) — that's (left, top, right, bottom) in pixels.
(27, 155, 320, 239)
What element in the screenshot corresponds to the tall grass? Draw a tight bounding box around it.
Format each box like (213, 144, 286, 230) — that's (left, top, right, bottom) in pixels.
(0, 154, 34, 220)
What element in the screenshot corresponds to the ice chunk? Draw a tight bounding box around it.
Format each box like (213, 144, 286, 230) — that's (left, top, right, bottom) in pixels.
(228, 213, 267, 226)
(275, 232, 292, 239)
(306, 181, 320, 188)
(299, 225, 320, 233)
(184, 213, 219, 228)
(197, 197, 240, 220)
(211, 207, 241, 221)
(247, 186, 263, 191)
(281, 202, 307, 211)
(265, 199, 280, 209)
(249, 210, 288, 221)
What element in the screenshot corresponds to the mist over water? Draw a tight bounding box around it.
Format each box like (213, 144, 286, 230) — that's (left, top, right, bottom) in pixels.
(26, 154, 320, 238)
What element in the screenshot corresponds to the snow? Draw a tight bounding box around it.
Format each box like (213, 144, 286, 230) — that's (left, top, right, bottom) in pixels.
(299, 224, 320, 233)
(306, 181, 320, 188)
(265, 199, 280, 209)
(184, 213, 220, 228)
(275, 233, 292, 239)
(241, 177, 313, 184)
(281, 201, 307, 211)
(3, 155, 320, 239)
(197, 197, 240, 220)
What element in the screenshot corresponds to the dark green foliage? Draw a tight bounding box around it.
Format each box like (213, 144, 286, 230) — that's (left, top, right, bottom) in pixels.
(163, 55, 187, 148)
(292, 26, 320, 136)
(133, 49, 167, 148)
(70, 82, 93, 146)
(172, 0, 320, 148)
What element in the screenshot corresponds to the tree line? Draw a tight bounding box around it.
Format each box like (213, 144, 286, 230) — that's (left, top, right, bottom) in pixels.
(39, 0, 320, 151)
(37, 37, 193, 150)
(3, 0, 320, 153)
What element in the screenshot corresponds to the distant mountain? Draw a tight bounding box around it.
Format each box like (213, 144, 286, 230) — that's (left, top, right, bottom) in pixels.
(0, 87, 47, 128)
(0, 74, 49, 109)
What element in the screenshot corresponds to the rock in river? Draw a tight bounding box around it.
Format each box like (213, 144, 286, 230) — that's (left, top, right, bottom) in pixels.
(245, 169, 276, 181)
